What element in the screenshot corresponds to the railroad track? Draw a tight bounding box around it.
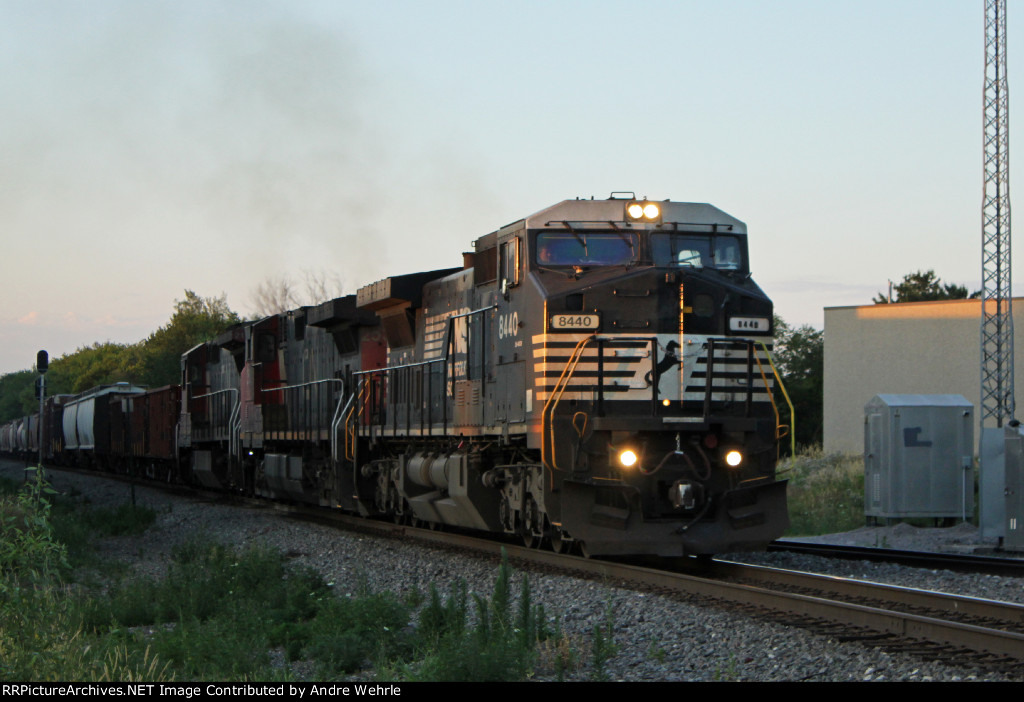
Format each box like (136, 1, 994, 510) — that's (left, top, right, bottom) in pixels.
(293, 510, 1024, 672)
(12, 460, 1024, 674)
(768, 539, 1024, 577)
(701, 558, 1024, 668)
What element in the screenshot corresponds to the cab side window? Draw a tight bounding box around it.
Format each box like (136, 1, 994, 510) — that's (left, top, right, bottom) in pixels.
(500, 238, 520, 290)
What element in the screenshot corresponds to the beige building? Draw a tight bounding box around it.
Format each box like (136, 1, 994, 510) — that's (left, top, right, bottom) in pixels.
(824, 298, 1024, 454)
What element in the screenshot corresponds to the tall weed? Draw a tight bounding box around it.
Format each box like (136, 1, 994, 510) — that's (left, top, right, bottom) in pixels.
(781, 448, 864, 535)
(407, 551, 553, 682)
(0, 467, 68, 587)
(0, 468, 168, 682)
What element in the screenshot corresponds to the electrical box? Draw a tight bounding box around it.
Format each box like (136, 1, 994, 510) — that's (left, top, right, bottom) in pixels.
(864, 395, 974, 523)
(1002, 425, 1024, 551)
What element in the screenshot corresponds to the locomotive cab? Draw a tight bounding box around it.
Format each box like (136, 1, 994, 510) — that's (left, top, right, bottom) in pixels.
(476, 196, 788, 556)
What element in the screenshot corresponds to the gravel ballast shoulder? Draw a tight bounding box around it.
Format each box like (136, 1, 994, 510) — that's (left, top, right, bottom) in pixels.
(5, 460, 1023, 682)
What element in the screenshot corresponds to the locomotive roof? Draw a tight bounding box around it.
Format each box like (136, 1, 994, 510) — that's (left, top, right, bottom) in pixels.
(519, 198, 747, 233)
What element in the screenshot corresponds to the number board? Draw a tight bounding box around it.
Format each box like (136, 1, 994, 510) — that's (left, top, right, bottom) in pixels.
(728, 317, 770, 333)
(550, 313, 601, 330)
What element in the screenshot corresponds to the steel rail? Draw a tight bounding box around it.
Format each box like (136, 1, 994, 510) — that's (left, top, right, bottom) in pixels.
(769, 539, 1024, 577)
(708, 559, 1024, 629)
(309, 516, 1024, 663)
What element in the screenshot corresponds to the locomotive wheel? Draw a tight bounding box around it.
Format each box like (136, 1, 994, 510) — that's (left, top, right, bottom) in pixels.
(550, 528, 571, 555)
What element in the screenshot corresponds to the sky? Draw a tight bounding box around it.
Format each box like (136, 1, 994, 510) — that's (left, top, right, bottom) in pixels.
(0, 0, 1018, 375)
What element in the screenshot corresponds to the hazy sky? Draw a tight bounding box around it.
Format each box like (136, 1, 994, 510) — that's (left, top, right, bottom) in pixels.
(0, 0, 1017, 375)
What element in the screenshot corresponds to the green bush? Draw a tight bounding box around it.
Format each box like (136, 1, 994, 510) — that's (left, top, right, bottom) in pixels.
(0, 469, 168, 682)
(303, 592, 412, 676)
(83, 540, 331, 631)
(0, 467, 68, 587)
(781, 448, 864, 535)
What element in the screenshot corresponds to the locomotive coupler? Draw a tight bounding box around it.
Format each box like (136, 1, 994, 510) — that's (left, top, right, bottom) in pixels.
(670, 480, 697, 510)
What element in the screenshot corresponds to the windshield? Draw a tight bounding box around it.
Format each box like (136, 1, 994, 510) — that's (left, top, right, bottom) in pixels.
(536, 232, 638, 266)
(651, 233, 744, 271)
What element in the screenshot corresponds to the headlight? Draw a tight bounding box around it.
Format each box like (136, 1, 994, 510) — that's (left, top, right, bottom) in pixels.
(625, 200, 662, 223)
(618, 449, 639, 468)
(724, 450, 743, 468)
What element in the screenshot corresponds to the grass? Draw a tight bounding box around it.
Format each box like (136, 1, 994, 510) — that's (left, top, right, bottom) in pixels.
(1, 470, 589, 681)
(55, 502, 158, 570)
(779, 447, 865, 536)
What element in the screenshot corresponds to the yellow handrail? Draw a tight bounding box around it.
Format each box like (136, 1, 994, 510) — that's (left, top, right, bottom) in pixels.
(540, 335, 594, 470)
(755, 341, 795, 459)
(750, 352, 786, 441)
(344, 378, 374, 462)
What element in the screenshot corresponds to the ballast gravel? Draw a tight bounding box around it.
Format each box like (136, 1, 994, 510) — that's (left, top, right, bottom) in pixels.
(5, 460, 1023, 683)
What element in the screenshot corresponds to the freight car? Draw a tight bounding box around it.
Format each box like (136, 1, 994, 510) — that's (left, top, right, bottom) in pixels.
(3, 195, 790, 558)
(60, 383, 148, 469)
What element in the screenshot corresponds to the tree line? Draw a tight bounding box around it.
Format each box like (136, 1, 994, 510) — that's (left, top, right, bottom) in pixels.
(0, 291, 240, 423)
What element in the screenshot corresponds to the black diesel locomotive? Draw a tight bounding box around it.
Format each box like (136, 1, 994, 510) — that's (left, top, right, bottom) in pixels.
(10, 195, 790, 557)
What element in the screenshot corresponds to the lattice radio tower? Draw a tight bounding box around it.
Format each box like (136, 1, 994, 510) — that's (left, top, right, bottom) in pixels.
(982, 0, 1014, 428)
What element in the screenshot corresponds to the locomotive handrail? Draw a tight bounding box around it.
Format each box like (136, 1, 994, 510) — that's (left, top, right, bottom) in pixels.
(350, 305, 495, 441)
(192, 387, 240, 459)
(542, 220, 735, 231)
(354, 358, 447, 439)
(541, 335, 595, 471)
(230, 398, 241, 462)
(755, 340, 795, 460)
(444, 305, 494, 384)
(700, 337, 781, 417)
(447, 304, 498, 320)
(344, 378, 374, 462)
(750, 352, 783, 441)
(333, 390, 356, 464)
(261, 378, 344, 393)
(191, 387, 239, 401)
(542, 334, 664, 470)
(702, 338, 752, 418)
(259, 378, 345, 443)
(273, 379, 348, 461)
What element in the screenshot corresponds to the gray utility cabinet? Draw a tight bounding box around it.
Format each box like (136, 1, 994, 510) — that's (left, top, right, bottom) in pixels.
(864, 395, 974, 522)
(1002, 425, 1024, 551)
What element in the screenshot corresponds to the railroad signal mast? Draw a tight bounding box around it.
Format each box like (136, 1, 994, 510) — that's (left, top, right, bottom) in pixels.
(35, 349, 47, 472)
